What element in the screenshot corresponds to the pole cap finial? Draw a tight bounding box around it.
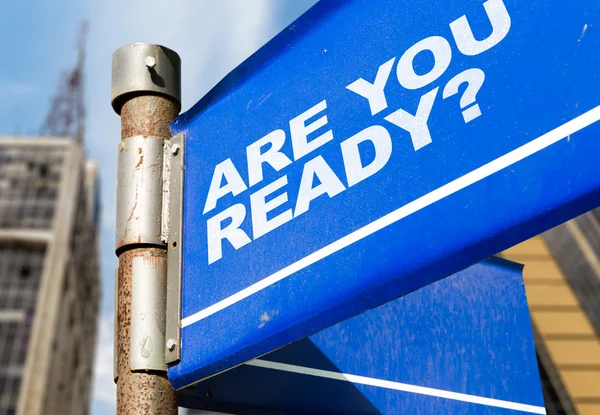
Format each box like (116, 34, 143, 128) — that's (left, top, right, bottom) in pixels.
(111, 43, 181, 115)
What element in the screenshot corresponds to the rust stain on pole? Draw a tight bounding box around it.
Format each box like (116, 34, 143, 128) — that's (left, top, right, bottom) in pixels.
(117, 248, 176, 414)
(117, 94, 178, 414)
(113, 43, 181, 414)
(121, 96, 178, 141)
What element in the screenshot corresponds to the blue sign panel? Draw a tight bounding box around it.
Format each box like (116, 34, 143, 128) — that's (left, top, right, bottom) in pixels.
(169, 0, 600, 388)
(179, 259, 546, 414)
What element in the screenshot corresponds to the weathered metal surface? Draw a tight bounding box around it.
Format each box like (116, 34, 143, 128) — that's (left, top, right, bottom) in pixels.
(165, 133, 184, 364)
(130, 255, 168, 371)
(121, 96, 179, 141)
(116, 135, 165, 249)
(114, 269, 119, 382)
(113, 44, 180, 414)
(117, 249, 177, 414)
(161, 141, 172, 244)
(112, 44, 181, 115)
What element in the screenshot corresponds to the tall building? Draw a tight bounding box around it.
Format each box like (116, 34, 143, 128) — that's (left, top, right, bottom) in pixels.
(502, 213, 600, 415)
(0, 137, 101, 415)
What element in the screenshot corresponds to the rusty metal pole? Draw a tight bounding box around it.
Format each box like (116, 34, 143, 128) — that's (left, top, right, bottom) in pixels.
(111, 44, 181, 414)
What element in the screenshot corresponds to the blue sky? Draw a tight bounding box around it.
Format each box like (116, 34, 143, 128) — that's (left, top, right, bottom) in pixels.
(0, 1, 317, 413)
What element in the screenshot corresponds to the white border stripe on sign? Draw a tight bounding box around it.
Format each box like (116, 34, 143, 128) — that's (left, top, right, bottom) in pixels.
(182, 105, 600, 328)
(247, 359, 547, 414)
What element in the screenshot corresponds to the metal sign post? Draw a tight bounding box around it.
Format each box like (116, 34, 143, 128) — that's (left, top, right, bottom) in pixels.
(111, 43, 181, 414)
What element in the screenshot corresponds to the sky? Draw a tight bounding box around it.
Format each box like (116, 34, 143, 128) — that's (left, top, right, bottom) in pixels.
(0, 1, 317, 413)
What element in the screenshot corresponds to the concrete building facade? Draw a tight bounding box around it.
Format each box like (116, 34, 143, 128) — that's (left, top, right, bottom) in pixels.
(0, 138, 100, 415)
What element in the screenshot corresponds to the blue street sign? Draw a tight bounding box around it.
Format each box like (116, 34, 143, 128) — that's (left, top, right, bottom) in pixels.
(168, 0, 600, 388)
(179, 259, 546, 414)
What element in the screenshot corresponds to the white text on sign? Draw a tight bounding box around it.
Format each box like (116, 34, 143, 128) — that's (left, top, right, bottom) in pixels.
(204, 0, 511, 265)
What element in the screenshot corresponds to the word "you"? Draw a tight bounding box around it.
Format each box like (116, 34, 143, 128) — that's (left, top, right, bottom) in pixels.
(347, 0, 511, 150)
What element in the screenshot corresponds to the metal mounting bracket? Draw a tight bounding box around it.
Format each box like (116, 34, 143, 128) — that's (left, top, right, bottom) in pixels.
(164, 133, 184, 365)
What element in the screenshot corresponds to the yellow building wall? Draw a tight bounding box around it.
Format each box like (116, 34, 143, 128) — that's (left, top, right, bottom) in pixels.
(503, 237, 600, 415)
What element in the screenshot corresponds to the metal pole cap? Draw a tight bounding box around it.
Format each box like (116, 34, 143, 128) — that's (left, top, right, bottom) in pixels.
(111, 43, 181, 115)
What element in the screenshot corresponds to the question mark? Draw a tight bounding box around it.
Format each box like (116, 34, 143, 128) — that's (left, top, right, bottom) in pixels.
(442, 68, 485, 123)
